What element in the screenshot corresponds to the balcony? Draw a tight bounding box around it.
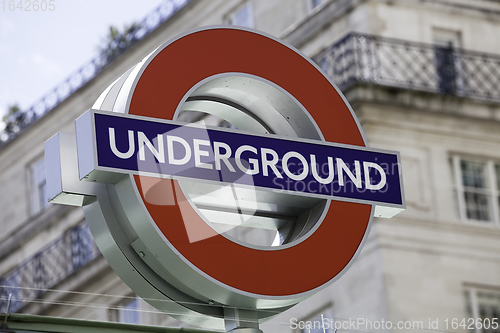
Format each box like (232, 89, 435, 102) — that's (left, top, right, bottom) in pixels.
(314, 33, 500, 102)
(0, 222, 100, 313)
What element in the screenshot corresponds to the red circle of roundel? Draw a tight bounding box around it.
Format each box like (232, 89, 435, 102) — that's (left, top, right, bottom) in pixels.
(127, 28, 372, 297)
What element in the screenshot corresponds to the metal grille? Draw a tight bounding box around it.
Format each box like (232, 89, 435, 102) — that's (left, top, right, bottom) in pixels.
(315, 33, 500, 101)
(0, 222, 100, 313)
(0, 0, 190, 147)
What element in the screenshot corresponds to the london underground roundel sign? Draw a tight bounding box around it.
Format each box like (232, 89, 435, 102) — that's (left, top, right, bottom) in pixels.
(45, 27, 404, 330)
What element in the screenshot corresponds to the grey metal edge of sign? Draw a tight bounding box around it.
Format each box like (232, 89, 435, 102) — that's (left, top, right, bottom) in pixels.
(43, 25, 407, 332)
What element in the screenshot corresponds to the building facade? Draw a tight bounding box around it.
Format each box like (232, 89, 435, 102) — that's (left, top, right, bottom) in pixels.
(1, 0, 499, 332)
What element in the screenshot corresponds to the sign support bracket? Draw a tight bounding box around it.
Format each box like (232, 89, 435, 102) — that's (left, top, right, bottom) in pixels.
(224, 307, 262, 333)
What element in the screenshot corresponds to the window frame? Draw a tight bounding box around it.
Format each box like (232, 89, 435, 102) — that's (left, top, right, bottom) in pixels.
(29, 156, 49, 216)
(466, 287, 500, 333)
(432, 27, 464, 95)
(452, 155, 500, 225)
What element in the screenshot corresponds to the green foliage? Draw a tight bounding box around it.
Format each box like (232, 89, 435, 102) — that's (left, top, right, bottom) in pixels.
(2, 104, 25, 136)
(99, 22, 142, 64)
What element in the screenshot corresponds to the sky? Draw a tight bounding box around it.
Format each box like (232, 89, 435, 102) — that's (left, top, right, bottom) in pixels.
(0, 0, 167, 122)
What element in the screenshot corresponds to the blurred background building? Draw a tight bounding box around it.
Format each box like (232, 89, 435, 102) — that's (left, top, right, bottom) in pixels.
(0, 0, 500, 332)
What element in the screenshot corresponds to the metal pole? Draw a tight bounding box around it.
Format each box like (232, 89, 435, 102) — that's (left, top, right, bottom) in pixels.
(0, 294, 12, 331)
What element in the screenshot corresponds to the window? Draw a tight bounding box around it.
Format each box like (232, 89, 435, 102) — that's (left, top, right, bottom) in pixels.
(226, 2, 254, 28)
(451, 156, 500, 224)
(467, 289, 500, 333)
(110, 296, 141, 324)
(30, 157, 49, 215)
(433, 28, 462, 94)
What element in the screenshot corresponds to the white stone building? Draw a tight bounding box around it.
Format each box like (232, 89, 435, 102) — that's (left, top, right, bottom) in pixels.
(0, 0, 499, 332)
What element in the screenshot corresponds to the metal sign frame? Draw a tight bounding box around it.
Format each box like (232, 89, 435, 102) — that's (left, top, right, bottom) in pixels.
(45, 26, 405, 332)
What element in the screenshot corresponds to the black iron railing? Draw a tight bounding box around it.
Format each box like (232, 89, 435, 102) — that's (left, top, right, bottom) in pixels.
(0, 222, 100, 313)
(3, 26, 499, 148)
(0, 0, 190, 146)
(314, 33, 500, 101)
